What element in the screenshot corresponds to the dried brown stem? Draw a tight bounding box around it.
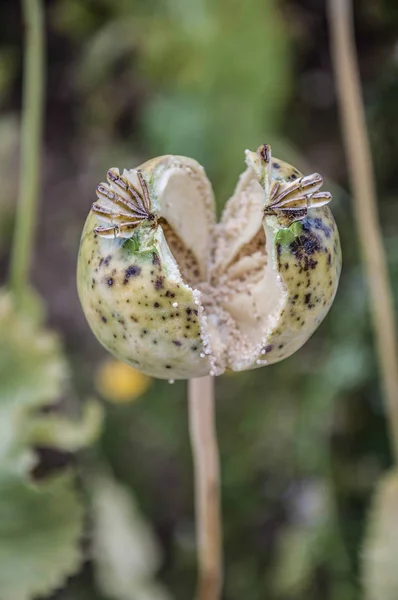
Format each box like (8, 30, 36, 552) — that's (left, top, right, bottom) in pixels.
(328, 0, 398, 464)
(188, 376, 222, 600)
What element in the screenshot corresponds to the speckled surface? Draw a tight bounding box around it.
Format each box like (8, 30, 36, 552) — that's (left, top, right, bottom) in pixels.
(77, 148, 342, 379)
(254, 205, 341, 366)
(77, 214, 210, 379)
(239, 153, 343, 367)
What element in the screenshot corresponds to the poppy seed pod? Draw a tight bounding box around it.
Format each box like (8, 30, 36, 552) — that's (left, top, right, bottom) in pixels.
(77, 145, 341, 379)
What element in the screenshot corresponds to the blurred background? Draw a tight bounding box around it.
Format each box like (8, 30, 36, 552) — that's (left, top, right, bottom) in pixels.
(0, 1, 398, 599)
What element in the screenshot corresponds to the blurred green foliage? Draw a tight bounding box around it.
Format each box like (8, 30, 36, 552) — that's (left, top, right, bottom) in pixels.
(0, 292, 102, 600)
(0, 0, 398, 599)
(54, 0, 291, 202)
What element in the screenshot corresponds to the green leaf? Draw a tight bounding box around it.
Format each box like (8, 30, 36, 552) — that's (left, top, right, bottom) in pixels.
(362, 471, 398, 600)
(25, 399, 104, 453)
(0, 291, 102, 599)
(0, 293, 66, 415)
(0, 470, 84, 600)
(274, 222, 302, 247)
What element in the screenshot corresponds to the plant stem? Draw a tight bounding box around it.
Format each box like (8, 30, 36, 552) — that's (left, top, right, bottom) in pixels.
(188, 376, 222, 600)
(327, 0, 398, 464)
(9, 0, 45, 296)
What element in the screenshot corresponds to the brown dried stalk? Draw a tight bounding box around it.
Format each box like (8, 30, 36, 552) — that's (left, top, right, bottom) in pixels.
(327, 0, 398, 463)
(188, 376, 222, 600)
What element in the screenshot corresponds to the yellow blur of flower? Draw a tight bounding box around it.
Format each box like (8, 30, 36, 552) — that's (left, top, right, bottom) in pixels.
(95, 359, 151, 404)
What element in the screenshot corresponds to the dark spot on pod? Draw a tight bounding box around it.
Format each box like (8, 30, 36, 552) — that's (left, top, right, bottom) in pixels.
(259, 145, 270, 163)
(265, 344, 273, 353)
(284, 263, 289, 269)
(165, 365, 172, 369)
(305, 293, 312, 305)
(106, 277, 114, 286)
(152, 252, 161, 266)
(186, 308, 192, 315)
(278, 344, 284, 349)
(165, 290, 175, 298)
(327, 252, 332, 265)
(273, 162, 280, 169)
(101, 316, 107, 323)
(172, 340, 182, 346)
(154, 302, 160, 308)
(291, 226, 323, 260)
(153, 340, 158, 344)
(192, 345, 198, 351)
(100, 255, 112, 267)
(130, 315, 138, 322)
(154, 276, 164, 290)
(308, 258, 318, 269)
(309, 217, 332, 239)
(124, 265, 141, 284)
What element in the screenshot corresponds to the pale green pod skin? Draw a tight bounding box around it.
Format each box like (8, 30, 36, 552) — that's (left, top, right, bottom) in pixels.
(259, 207, 341, 365)
(77, 147, 341, 379)
(77, 221, 209, 378)
(211, 150, 342, 372)
(259, 161, 341, 366)
(77, 156, 215, 379)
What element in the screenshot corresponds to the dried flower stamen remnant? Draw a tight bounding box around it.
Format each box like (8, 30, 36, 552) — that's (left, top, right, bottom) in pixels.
(252, 145, 332, 225)
(92, 169, 156, 239)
